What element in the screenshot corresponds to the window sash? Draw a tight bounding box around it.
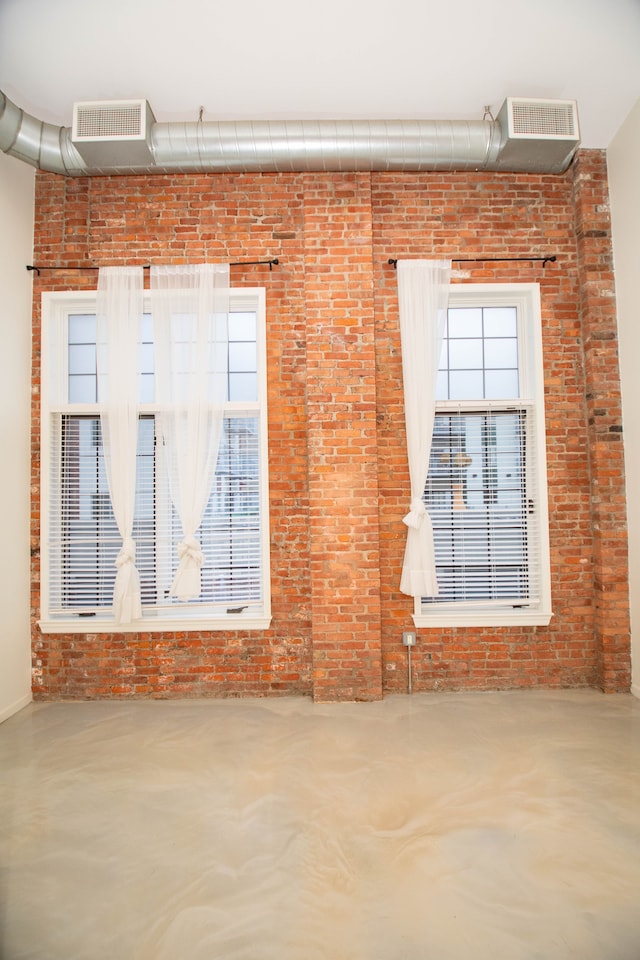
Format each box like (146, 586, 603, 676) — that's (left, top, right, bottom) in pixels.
(415, 284, 551, 626)
(40, 290, 271, 631)
(437, 305, 521, 402)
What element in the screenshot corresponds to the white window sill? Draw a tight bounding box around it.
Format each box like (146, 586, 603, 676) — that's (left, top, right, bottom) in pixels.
(413, 609, 553, 629)
(38, 615, 272, 634)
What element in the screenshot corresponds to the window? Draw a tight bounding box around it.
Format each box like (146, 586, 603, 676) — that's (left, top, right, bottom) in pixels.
(40, 289, 271, 632)
(414, 283, 552, 627)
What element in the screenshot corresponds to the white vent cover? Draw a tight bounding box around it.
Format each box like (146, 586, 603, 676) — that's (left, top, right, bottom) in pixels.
(506, 98, 579, 140)
(71, 99, 155, 166)
(496, 97, 580, 172)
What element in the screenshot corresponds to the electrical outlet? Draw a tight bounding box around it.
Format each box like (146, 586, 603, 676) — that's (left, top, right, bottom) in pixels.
(402, 631, 417, 647)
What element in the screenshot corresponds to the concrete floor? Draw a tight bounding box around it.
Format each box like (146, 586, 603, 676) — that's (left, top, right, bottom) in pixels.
(1, 690, 640, 960)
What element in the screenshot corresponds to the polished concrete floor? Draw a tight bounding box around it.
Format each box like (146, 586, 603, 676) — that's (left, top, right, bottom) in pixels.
(1, 690, 640, 959)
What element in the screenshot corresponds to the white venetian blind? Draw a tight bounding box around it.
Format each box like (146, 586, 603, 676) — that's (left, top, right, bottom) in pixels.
(424, 405, 541, 608)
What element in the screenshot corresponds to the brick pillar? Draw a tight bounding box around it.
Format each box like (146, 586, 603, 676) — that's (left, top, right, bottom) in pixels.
(303, 173, 383, 701)
(572, 151, 631, 692)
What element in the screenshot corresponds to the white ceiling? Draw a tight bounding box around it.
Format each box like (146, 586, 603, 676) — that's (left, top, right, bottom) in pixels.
(1, 0, 639, 150)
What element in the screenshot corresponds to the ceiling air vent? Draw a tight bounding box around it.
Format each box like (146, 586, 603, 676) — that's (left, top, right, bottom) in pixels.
(496, 97, 580, 173)
(71, 99, 155, 166)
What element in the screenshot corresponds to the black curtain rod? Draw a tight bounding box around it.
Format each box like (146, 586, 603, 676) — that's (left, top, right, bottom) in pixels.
(26, 258, 280, 276)
(388, 255, 557, 268)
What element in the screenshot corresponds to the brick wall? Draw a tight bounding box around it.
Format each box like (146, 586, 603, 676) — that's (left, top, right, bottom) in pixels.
(30, 152, 631, 701)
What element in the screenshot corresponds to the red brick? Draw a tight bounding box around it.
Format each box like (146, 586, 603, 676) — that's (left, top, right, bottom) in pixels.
(30, 157, 630, 702)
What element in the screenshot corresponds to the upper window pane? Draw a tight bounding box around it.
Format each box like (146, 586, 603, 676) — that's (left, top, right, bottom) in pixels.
(68, 314, 97, 402)
(485, 370, 519, 399)
(68, 374, 97, 404)
(68, 344, 95, 376)
(449, 370, 485, 400)
(484, 338, 518, 369)
(229, 342, 257, 374)
(229, 373, 258, 402)
(68, 314, 96, 344)
(66, 310, 258, 404)
(440, 305, 520, 401)
(229, 312, 257, 342)
(448, 338, 483, 370)
(483, 307, 517, 338)
(447, 308, 482, 339)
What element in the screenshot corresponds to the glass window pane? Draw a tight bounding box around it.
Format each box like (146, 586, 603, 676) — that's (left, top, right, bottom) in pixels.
(485, 370, 519, 399)
(139, 373, 154, 404)
(229, 342, 257, 373)
(139, 342, 154, 377)
(436, 370, 449, 401)
(229, 372, 257, 402)
(140, 313, 153, 342)
(229, 313, 256, 342)
(68, 344, 95, 376)
(448, 338, 483, 369)
(449, 370, 484, 400)
(68, 314, 96, 344)
(484, 338, 518, 369)
(484, 307, 517, 338)
(448, 308, 482, 338)
(438, 339, 448, 372)
(211, 343, 228, 377)
(172, 342, 191, 376)
(69, 374, 97, 403)
(214, 313, 229, 341)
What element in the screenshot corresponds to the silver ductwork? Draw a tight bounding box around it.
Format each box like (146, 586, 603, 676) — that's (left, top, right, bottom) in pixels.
(152, 117, 505, 173)
(0, 91, 83, 175)
(0, 90, 580, 177)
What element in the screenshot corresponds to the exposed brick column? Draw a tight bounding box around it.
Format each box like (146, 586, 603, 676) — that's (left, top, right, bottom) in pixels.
(303, 173, 383, 701)
(572, 151, 631, 692)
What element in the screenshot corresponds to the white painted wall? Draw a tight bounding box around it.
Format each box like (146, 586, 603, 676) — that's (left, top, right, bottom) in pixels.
(0, 151, 34, 721)
(608, 98, 640, 698)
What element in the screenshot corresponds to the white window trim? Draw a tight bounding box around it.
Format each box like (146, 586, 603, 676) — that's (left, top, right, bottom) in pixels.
(39, 288, 272, 634)
(412, 282, 553, 629)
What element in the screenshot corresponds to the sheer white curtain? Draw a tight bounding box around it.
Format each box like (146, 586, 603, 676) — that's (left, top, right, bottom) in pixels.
(397, 259, 452, 597)
(151, 263, 230, 601)
(96, 266, 144, 624)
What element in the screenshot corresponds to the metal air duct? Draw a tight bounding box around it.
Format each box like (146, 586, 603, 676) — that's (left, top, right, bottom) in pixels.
(0, 90, 580, 176)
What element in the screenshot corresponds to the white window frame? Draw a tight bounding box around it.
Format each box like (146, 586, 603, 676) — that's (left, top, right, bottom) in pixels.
(413, 282, 553, 628)
(40, 288, 272, 634)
